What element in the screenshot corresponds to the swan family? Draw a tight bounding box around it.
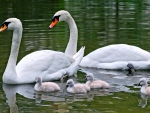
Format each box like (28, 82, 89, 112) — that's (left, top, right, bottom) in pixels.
(0, 10, 150, 97)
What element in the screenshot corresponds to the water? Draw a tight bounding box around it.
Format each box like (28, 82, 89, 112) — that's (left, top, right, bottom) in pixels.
(0, 0, 150, 112)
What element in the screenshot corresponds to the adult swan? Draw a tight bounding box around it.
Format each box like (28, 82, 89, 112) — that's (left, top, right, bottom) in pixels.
(49, 10, 78, 57)
(50, 10, 150, 70)
(0, 18, 84, 84)
(80, 45, 150, 70)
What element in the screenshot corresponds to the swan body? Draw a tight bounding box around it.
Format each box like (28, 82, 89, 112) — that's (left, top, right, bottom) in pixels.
(80, 44, 150, 70)
(49, 10, 78, 56)
(86, 73, 109, 89)
(66, 79, 90, 94)
(34, 77, 60, 92)
(139, 78, 150, 95)
(49, 10, 150, 70)
(1, 18, 84, 84)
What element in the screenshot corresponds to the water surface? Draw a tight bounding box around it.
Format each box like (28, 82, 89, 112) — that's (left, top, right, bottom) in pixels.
(0, 0, 150, 113)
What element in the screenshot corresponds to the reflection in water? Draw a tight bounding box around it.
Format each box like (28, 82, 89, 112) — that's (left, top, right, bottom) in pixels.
(138, 93, 150, 108)
(2, 83, 35, 113)
(1, 0, 150, 112)
(2, 81, 112, 113)
(3, 84, 18, 113)
(80, 67, 150, 86)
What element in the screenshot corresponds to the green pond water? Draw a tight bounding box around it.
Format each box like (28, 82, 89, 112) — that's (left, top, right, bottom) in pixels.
(0, 0, 150, 113)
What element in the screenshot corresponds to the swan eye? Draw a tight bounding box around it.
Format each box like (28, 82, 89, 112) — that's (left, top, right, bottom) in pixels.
(52, 15, 60, 22)
(1, 22, 11, 27)
(49, 15, 60, 29)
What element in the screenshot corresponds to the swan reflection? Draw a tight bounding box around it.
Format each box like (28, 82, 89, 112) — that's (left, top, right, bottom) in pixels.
(138, 93, 150, 108)
(3, 81, 112, 112)
(80, 67, 150, 86)
(2, 83, 66, 113)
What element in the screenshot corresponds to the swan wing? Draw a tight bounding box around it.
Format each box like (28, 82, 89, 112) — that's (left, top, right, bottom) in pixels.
(16, 50, 74, 78)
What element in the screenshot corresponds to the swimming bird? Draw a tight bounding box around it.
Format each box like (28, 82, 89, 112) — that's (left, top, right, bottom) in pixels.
(0, 18, 84, 84)
(127, 63, 135, 75)
(49, 10, 150, 70)
(66, 79, 90, 94)
(139, 78, 150, 95)
(49, 10, 78, 57)
(85, 73, 110, 89)
(34, 77, 60, 92)
(80, 44, 150, 70)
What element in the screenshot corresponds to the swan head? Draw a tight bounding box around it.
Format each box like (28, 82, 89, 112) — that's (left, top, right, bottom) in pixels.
(127, 63, 135, 74)
(35, 77, 42, 84)
(85, 73, 94, 82)
(49, 10, 71, 28)
(0, 18, 22, 32)
(66, 79, 75, 88)
(139, 78, 147, 86)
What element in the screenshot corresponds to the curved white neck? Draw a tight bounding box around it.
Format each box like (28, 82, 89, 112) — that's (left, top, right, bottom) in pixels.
(3, 28, 22, 83)
(65, 16, 78, 56)
(141, 84, 148, 94)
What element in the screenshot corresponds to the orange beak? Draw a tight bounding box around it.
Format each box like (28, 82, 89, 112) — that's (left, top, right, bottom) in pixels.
(49, 18, 58, 28)
(0, 24, 7, 32)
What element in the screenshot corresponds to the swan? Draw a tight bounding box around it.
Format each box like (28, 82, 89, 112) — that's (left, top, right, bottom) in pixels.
(50, 10, 150, 70)
(0, 18, 84, 84)
(49, 10, 78, 57)
(139, 78, 150, 95)
(66, 79, 90, 94)
(34, 77, 60, 92)
(80, 44, 150, 70)
(85, 73, 110, 89)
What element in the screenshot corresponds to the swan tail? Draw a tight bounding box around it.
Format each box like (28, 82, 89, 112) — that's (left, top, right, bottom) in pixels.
(73, 46, 85, 60)
(65, 46, 85, 76)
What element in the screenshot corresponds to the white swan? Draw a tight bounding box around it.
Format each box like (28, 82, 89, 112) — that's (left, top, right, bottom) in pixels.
(66, 79, 90, 94)
(85, 73, 110, 89)
(80, 44, 150, 70)
(34, 77, 60, 92)
(139, 78, 150, 95)
(49, 10, 78, 57)
(0, 18, 84, 84)
(50, 10, 150, 70)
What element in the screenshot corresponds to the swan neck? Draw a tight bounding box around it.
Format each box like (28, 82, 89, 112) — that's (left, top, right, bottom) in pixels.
(10, 29, 22, 65)
(39, 78, 42, 86)
(37, 82, 42, 87)
(141, 84, 148, 94)
(3, 28, 22, 83)
(65, 16, 78, 56)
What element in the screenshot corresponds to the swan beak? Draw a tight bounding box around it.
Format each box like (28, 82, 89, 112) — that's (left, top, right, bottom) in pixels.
(65, 85, 68, 89)
(0, 24, 7, 32)
(138, 83, 141, 86)
(49, 18, 58, 28)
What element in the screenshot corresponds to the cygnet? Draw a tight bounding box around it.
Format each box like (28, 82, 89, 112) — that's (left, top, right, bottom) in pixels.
(34, 77, 60, 92)
(139, 78, 150, 95)
(66, 79, 90, 94)
(86, 73, 110, 89)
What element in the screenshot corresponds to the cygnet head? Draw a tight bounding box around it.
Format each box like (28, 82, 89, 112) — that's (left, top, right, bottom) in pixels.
(139, 78, 147, 86)
(86, 73, 94, 82)
(127, 63, 135, 74)
(35, 77, 42, 84)
(49, 10, 71, 28)
(0, 18, 22, 32)
(66, 79, 75, 88)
